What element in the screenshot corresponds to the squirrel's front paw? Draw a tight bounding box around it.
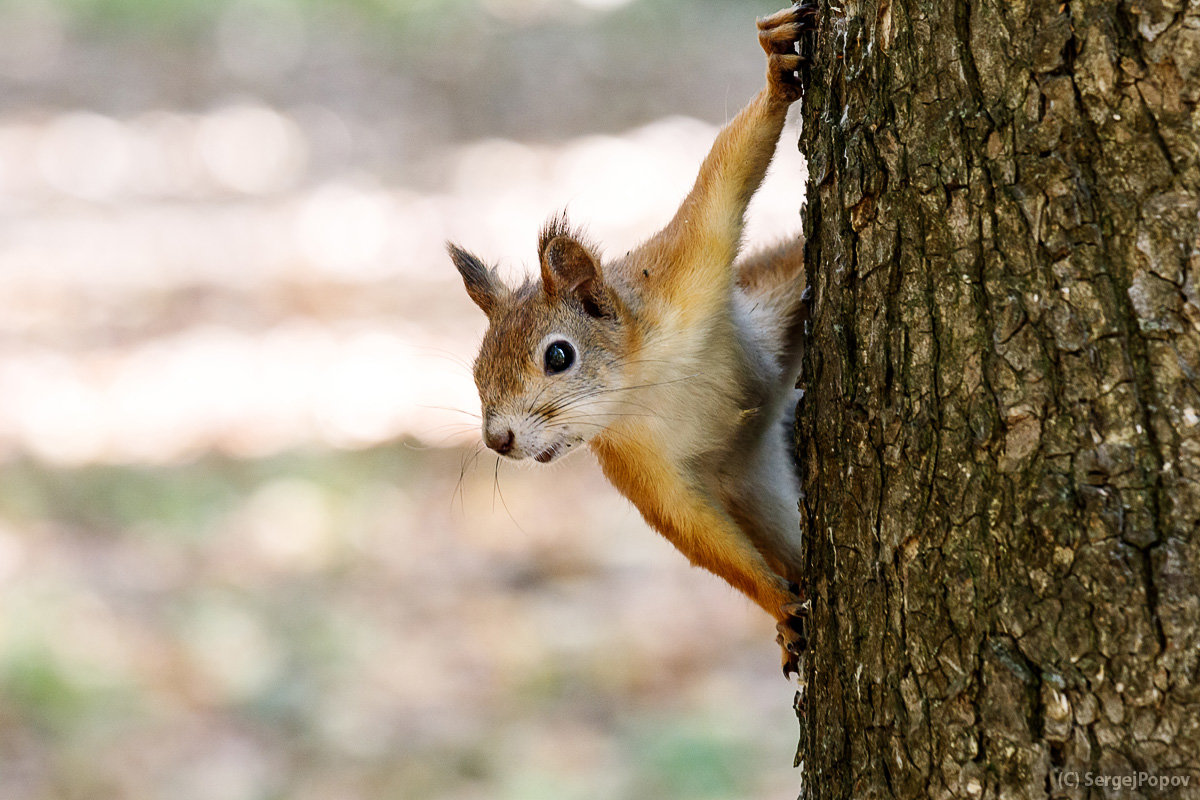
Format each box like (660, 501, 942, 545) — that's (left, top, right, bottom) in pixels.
(757, 2, 818, 103)
(776, 596, 810, 678)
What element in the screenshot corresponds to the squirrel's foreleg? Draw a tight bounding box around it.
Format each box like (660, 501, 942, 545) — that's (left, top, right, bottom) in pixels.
(645, 5, 810, 295)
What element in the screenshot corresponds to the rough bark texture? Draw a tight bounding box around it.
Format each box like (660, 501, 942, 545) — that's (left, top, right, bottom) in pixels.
(793, 0, 1200, 797)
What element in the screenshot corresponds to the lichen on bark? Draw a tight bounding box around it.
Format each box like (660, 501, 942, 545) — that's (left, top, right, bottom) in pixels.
(793, 0, 1200, 797)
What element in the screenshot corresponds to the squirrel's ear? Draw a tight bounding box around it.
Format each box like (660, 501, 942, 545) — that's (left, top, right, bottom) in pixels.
(540, 236, 608, 317)
(448, 243, 504, 316)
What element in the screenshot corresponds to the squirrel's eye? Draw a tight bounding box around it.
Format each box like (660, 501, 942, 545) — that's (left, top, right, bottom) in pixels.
(544, 340, 575, 374)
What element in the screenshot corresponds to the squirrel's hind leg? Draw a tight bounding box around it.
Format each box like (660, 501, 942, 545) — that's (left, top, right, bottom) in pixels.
(736, 237, 809, 375)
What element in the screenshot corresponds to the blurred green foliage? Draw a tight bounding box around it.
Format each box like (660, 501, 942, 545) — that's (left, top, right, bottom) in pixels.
(0, 446, 796, 798)
(44, 0, 474, 30)
(0, 448, 417, 536)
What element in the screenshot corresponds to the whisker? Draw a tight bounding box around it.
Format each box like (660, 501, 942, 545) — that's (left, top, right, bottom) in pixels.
(599, 372, 704, 393)
(550, 420, 611, 431)
(524, 373, 564, 419)
(418, 404, 482, 420)
(423, 422, 482, 434)
(534, 395, 684, 430)
(404, 434, 462, 450)
(572, 373, 707, 406)
(559, 411, 662, 421)
(493, 459, 529, 535)
(532, 374, 702, 421)
(555, 396, 662, 415)
(413, 433, 481, 449)
(492, 455, 500, 512)
(454, 442, 485, 512)
(412, 345, 476, 372)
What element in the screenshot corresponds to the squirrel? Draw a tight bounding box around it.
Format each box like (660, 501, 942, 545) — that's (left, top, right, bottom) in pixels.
(448, 4, 815, 675)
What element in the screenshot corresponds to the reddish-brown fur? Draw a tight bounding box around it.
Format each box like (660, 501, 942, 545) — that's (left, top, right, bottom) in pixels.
(450, 6, 813, 670)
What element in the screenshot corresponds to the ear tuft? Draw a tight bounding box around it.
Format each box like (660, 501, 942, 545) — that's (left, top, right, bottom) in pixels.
(447, 242, 505, 316)
(538, 213, 603, 299)
(537, 211, 580, 261)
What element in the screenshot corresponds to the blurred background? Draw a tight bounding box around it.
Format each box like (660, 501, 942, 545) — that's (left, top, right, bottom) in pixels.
(0, 0, 809, 797)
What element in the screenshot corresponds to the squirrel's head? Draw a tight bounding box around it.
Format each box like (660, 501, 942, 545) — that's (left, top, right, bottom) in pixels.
(448, 216, 632, 463)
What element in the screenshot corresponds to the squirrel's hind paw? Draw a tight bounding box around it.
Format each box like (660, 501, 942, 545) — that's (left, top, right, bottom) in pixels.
(776, 598, 810, 678)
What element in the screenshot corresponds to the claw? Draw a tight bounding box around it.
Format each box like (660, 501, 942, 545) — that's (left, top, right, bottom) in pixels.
(782, 650, 799, 678)
(757, 2, 818, 31)
(781, 600, 810, 618)
(776, 588, 810, 677)
(758, 3, 817, 102)
(794, 686, 807, 715)
(777, 623, 806, 676)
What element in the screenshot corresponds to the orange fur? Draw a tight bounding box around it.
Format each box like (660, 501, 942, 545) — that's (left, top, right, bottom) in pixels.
(591, 425, 797, 619)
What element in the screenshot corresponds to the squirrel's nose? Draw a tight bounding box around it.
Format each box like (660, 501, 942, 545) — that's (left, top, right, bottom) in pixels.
(485, 427, 515, 455)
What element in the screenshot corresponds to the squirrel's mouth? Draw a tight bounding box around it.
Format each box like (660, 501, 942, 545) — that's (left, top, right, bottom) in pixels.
(534, 442, 563, 463)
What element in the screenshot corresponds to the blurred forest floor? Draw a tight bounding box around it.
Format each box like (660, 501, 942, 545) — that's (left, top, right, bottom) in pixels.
(0, 1, 808, 797)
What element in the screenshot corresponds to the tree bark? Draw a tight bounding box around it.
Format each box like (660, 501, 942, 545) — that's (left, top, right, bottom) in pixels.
(793, 0, 1200, 797)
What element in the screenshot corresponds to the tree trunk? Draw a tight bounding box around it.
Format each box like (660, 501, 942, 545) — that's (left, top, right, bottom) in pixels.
(793, 0, 1200, 796)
